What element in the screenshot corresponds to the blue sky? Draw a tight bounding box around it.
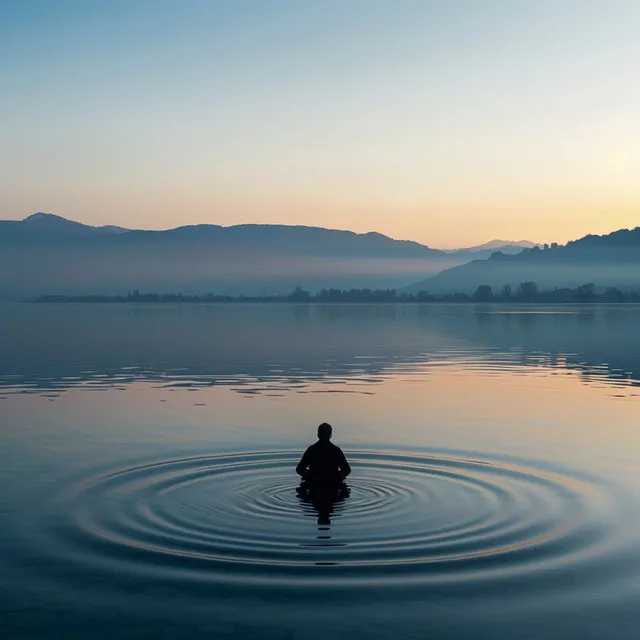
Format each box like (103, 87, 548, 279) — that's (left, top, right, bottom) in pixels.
(1, 0, 639, 246)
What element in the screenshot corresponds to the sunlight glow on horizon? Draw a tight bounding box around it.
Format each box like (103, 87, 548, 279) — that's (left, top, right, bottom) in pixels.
(1, 0, 639, 247)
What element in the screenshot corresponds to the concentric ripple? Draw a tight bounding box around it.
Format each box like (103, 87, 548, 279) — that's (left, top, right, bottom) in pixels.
(45, 451, 615, 588)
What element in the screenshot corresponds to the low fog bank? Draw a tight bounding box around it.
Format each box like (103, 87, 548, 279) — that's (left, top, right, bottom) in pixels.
(0, 244, 458, 298)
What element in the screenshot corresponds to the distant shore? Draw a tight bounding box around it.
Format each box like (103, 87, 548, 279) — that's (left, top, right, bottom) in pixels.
(29, 283, 640, 304)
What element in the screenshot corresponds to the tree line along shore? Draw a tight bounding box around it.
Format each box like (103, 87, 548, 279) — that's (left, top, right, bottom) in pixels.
(31, 282, 640, 304)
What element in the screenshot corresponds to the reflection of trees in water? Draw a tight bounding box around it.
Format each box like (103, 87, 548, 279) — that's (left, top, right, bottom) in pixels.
(459, 306, 638, 386)
(1, 303, 639, 392)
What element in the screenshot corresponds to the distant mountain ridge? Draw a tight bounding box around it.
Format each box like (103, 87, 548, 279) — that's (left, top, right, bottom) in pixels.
(1, 213, 533, 256)
(0, 212, 465, 298)
(0, 213, 442, 256)
(405, 226, 640, 294)
(449, 239, 537, 252)
(5, 212, 635, 299)
(13, 212, 130, 236)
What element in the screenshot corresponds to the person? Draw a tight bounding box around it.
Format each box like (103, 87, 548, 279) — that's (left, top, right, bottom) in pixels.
(296, 422, 351, 486)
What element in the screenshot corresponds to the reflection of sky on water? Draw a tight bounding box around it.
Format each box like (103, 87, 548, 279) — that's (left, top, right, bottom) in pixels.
(3, 303, 640, 640)
(1, 303, 639, 396)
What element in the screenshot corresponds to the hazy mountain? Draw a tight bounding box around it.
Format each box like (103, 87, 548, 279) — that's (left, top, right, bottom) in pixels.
(0, 213, 468, 298)
(445, 243, 536, 261)
(438, 239, 539, 261)
(405, 228, 640, 294)
(0, 213, 130, 239)
(451, 239, 537, 252)
(96, 224, 130, 234)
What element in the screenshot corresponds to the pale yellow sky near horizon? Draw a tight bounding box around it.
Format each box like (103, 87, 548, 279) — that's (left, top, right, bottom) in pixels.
(2, 1, 639, 247)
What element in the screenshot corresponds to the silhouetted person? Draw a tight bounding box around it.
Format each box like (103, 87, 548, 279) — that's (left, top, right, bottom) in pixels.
(296, 423, 351, 525)
(296, 422, 351, 486)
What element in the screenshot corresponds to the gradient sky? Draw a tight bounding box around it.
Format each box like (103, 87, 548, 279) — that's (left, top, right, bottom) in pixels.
(1, 0, 639, 247)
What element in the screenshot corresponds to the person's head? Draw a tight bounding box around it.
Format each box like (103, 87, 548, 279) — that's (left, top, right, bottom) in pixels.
(317, 422, 332, 441)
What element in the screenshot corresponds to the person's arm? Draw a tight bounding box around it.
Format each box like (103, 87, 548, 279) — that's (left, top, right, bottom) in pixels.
(338, 448, 351, 479)
(296, 448, 311, 478)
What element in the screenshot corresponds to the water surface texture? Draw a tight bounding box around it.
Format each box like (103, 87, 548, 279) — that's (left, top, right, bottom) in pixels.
(1, 303, 639, 639)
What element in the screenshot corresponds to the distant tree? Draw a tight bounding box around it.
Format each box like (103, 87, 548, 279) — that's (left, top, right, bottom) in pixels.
(290, 286, 310, 301)
(546, 287, 573, 302)
(517, 281, 539, 301)
(575, 282, 596, 300)
(473, 285, 493, 302)
(31, 284, 640, 305)
(603, 286, 624, 301)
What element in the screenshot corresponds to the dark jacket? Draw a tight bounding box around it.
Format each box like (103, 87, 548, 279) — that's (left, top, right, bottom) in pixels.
(296, 440, 351, 484)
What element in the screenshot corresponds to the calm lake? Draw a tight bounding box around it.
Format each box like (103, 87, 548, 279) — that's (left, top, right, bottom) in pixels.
(1, 303, 639, 639)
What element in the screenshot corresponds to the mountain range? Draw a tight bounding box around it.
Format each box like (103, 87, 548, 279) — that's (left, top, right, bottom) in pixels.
(2, 213, 637, 299)
(0, 213, 531, 298)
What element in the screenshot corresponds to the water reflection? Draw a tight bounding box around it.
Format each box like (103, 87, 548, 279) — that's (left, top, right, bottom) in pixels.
(1, 302, 640, 395)
(297, 481, 351, 526)
(3, 303, 640, 638)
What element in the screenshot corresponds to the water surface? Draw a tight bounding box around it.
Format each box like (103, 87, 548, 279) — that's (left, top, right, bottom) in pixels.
(1, 303, 639, 639)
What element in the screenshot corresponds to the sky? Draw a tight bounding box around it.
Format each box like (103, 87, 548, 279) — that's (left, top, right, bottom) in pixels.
(1, 0, 639, 247)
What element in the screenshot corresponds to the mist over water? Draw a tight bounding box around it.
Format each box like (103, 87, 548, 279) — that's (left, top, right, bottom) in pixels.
(1, 303, 640, 639)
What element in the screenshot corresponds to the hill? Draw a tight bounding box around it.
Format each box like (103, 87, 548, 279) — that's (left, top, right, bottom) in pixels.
(0, 213, 465, 298)
(0, 213, 130, 239)
(405, 227, 640, 294)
